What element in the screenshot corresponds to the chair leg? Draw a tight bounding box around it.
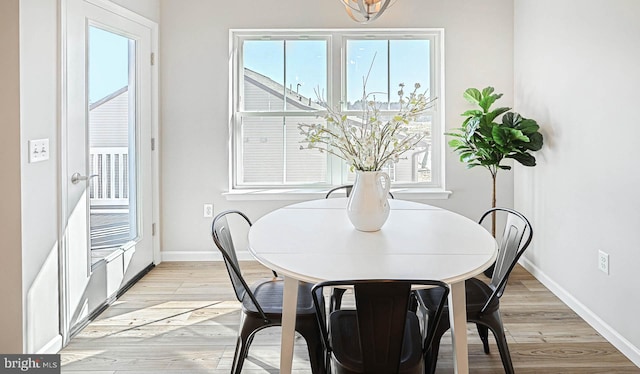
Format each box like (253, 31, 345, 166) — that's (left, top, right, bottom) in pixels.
(230, 335, 244, 374)
(491, 326, 514, 374)
(476, 323, 490, 354)
(424, 331, 445, 374)
(231, 333, 251, 374)
(330, 288, 346, 312)
(424, 312, 449, 374)
(233, 317, 264, 374)
(297, 320, 327, 374)
(484, 312, 515, 374)
(408, 291, 419, 313)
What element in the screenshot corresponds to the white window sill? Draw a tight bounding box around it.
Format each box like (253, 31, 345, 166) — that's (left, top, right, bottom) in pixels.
(223, 188, 452, 201)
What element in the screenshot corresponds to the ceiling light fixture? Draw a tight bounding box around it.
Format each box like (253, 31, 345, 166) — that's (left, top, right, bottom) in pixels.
(341, 0, 394, 24)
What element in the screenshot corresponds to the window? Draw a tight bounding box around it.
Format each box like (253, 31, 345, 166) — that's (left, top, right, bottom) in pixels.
(231, 29, 443, 191)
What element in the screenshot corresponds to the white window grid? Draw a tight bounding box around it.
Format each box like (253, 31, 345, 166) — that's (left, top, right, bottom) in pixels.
(230, 29, 444, 190)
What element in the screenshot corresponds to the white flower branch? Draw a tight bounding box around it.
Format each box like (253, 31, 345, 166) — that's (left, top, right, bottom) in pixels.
(298, 82, 436, 172)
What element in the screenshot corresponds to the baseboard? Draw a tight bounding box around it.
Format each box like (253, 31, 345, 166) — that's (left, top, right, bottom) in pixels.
(37, 334, 62, 354)
(160, 250, 255, 262)
(520, 257, 640, 367)
(69, 297, 114, 340)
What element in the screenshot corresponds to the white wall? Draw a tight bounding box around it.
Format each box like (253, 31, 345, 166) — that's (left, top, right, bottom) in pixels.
(514, 0, 640, 364)
(159, 0, 516, 257)
(109, 0, 159, 23)
(19, 0, 61, 354)
(0, 0, 24, 354)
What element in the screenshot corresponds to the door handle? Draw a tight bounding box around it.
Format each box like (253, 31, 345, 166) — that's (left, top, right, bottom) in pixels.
(71, 172, 99, 184)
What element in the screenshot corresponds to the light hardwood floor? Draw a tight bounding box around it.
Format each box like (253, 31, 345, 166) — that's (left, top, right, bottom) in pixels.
(60, 261, 639, 373)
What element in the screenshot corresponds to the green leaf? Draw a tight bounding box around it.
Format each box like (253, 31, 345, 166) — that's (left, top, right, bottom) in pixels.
(461, 109, 483, 117)
(463, 88, 482, 104)
(481, 87, 495, 97)
(524, 132, 544, 151)
(478, 93, 503, 112)
(508, 128, 530, 142)
(509, 152, 537, 166)
(492, 127, 508, 146)
(485, 107, 511, 124)
(461, 153, 477, 163)
(515, 118, 540, 134)
(465, 117, 481, 134)
(496, 144, 512, 154)
(448, 139, 464, 147)
(501, 112, 520, 127)
(477, 119, 494, 137)
(458, 151, 474, 159)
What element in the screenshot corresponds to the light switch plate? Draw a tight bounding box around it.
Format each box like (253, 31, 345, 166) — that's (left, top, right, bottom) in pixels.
(29, 138, 50, 163)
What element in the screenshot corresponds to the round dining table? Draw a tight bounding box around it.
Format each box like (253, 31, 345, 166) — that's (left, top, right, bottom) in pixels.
(248, 198, 497, 374)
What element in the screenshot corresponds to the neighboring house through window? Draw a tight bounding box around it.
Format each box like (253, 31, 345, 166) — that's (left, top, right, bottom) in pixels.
(230, 29, 444, 191)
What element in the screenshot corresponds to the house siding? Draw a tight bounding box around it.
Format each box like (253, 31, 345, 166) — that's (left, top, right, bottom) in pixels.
(90, 88, 129, 148)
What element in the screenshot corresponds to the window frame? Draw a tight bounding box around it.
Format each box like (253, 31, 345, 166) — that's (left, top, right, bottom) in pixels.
(229, 29, 445, 192)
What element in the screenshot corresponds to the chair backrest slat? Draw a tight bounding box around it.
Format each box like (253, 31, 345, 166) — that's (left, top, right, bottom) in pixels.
(354, 282, 411, 374)
(212, 214, 246, 302)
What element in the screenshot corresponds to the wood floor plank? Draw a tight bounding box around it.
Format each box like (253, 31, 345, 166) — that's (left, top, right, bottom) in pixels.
(60, 261, 639, 373)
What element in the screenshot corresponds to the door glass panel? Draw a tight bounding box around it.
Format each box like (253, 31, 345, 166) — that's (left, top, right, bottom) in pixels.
(88, 26, 138, 251)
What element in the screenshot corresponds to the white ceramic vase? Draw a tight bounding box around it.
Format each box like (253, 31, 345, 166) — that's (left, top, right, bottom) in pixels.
(347, 170, 391, 232)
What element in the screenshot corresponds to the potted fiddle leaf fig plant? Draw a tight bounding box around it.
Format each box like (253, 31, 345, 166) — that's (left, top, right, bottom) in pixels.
(447, 87, 544, 237)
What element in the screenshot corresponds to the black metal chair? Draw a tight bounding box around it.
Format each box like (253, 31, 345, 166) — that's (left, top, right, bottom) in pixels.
(415, 207, 533, 374)
(325, 185, 395, 312)
(311, 279, 449, 374)
(211, 210, 325, 374)
(325, 184, 395, 199)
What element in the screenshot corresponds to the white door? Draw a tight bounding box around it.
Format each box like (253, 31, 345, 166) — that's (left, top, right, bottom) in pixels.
(61, 0, 156, 339)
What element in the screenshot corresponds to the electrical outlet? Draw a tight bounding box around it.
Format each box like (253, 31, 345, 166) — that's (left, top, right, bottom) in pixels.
(28, 138, 50, 163)
(598, 250, 609, 274)
(203, 203, 213, 218)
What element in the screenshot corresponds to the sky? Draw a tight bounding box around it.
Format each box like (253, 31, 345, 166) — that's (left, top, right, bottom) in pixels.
(89, 26, 130, 104)
(243, 39, 431, 105)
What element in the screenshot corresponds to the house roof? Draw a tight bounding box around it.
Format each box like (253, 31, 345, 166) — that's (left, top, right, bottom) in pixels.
(90, 86, 128, 111)
(244, 68, 324, 111)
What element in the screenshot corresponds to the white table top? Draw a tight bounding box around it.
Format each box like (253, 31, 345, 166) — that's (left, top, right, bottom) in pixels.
(248, 198, 497, 284)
